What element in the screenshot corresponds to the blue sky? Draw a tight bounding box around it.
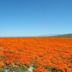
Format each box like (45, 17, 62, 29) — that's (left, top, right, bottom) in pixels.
(0, 0, 72, 37)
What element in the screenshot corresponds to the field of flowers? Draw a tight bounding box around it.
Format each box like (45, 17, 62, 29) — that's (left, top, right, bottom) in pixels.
(0, 38, 72, 72)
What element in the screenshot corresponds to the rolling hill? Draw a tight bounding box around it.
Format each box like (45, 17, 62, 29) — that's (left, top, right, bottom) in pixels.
(50, 34, 72, 37)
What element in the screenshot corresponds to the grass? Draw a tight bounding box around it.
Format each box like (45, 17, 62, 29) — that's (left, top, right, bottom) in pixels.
(0, 64, 64, 72)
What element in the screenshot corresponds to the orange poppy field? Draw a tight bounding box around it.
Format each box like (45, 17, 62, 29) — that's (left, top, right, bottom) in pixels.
(0, 37, 72, 72)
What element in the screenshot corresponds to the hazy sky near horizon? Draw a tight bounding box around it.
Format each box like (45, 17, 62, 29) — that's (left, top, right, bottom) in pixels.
(0, 0, 72, 37)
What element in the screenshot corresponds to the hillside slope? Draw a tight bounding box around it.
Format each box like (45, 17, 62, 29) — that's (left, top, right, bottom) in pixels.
(50, 34, 72, 37)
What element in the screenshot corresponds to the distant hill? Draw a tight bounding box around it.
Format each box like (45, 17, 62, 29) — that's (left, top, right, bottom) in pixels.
(53, 34, 72, 37)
